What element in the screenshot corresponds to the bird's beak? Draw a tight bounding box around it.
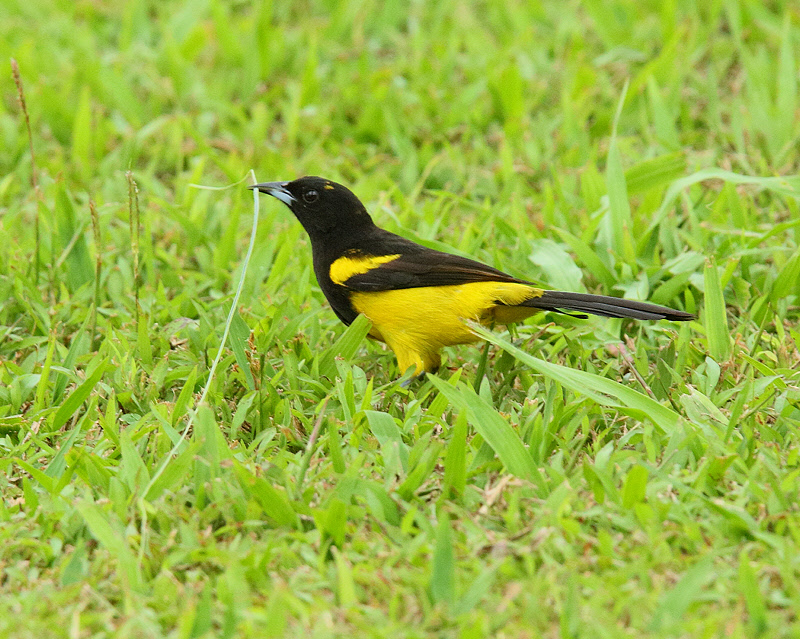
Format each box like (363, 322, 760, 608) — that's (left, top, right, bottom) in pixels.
(248, 181, 295, 206)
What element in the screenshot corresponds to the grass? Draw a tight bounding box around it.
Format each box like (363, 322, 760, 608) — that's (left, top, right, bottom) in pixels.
(2, 0, 800, 636)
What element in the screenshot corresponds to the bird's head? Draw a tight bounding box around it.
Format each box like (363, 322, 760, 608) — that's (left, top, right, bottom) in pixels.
(249, 176, 373, 237)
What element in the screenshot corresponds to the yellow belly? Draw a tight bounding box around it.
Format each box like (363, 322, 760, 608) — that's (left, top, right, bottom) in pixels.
(350, 281, 543, 374)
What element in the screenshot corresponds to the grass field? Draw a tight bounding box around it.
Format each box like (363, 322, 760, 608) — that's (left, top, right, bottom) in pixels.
(2, 1, 800, 637)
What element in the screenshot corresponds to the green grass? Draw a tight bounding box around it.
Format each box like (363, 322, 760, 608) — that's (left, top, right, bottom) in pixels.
(2, 0, 800, 636)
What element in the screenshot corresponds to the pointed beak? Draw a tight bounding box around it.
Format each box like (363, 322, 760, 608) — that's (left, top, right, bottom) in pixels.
(248, 181, 295, 206)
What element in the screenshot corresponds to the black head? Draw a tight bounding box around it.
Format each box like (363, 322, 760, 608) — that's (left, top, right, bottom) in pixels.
(249, 176, 374, 238)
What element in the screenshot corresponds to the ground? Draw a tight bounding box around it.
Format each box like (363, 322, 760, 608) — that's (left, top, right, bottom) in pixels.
(1, 1, 800, 637)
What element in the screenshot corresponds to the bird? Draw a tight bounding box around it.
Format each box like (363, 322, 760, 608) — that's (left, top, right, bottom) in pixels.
(249, 176, 693, 376)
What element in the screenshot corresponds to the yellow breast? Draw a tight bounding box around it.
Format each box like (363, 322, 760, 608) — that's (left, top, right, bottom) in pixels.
(350, 281, 543, 374)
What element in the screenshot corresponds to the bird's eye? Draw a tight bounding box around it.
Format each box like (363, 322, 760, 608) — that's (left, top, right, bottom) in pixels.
(302, 189, 319, 203)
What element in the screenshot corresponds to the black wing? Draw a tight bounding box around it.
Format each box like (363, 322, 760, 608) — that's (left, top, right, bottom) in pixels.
(341, 245, 526, 292)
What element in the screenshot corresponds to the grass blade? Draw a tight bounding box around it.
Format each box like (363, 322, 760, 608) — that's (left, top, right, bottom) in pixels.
(738, 550, 767, 635)
(470, 324, 681, 433)
(770, 246, 800, 304)
(604, 81, 635, 265)
(51, 359, 108, 432)
(428, 375, 544, 485)
(654, 169, 800, 230)
(365, 410, 409, 472)
(442, 412, 467, 498)
(76, 500, 144, 593)
(429, 513, 455, 606)
(703, 257, 731, 361)
(317, 313, 372, 378)
(229, 311, 255, 390)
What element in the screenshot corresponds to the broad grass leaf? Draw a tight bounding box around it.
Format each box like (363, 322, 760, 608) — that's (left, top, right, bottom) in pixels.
(703, 257, 731, 361)
(365, 410, 409, 472)
(428, 375, 543, 485)
(471, 325, 681, 433)
(234, 461, 299, 528)
(229, 311, 255, 390)
(76, 500, 143, 593)
(51, 359, 108, 431)
(317, 313, 372, 378)
(429, 513, 455, 606)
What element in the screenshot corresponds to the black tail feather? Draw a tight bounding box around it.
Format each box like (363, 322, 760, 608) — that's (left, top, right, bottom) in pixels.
(523, 290, 694, 322)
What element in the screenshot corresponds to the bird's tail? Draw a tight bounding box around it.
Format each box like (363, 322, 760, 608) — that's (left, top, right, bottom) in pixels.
(522, 290, 694, 321)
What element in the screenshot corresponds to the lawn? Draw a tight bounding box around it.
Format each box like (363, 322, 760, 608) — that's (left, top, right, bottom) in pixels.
(2, 1, 800, 637)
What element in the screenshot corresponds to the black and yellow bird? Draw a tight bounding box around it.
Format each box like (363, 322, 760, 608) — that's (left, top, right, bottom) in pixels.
(250, 177, 693, 376)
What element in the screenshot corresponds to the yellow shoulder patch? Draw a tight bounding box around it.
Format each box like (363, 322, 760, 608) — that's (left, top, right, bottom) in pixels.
(329, 253, 401, 286)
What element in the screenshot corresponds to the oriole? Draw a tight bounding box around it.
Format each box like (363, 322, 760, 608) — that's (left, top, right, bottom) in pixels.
(250, 177, 692, 375)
